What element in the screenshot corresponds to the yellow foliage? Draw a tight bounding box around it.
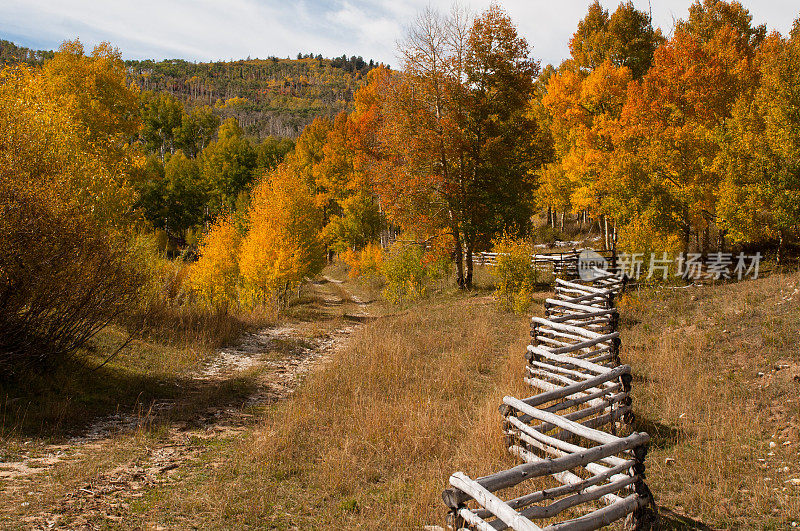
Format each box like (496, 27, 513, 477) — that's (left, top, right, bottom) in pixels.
(380, 242, 427, 304)
(188, 217, 242, 309)
(221, 96, 249, 108)
(491, 235, 537, 314)
(0, 59, 142, 367)
(0, 56, 138, 232)
(617, 217, 681, 257)
(541, 60, 632, 216)
(239, 165, 324, 307)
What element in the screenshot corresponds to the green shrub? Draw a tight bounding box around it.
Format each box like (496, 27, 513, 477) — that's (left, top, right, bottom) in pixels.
(493, 235, 538, 313)
(381, 243, 427, 304)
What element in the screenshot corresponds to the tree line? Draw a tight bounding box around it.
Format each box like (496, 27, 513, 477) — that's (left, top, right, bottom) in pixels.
(540, 0, 800, 262)
(125, 53, 378, 138)
(193, 0, 800, 301)
(3, 0, 800, 371)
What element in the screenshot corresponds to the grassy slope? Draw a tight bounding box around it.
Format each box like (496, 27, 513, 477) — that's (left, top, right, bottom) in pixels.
(622, 273, 800, 528)
(129, 290, 534, 528)
(0, 327, 212, 442)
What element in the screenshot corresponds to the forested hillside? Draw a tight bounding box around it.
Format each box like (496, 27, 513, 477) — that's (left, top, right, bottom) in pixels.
(127, 54, 378, 138)
(0, 39, 379, 138)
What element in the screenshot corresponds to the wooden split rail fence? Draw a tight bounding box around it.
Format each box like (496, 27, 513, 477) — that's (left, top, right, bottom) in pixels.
(441, 269, 656, 530)
(476, 251, 617, 278)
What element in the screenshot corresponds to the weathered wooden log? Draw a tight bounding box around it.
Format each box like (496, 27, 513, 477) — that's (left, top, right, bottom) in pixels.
(542, 494, 649, 531)
(457, 507, 501, 531)
(449, 472, 543, 531)
(555, 278, 615, 295)
(536, 335, 594, 351)
(527, 393, 630, 433)
(573, 346, 613, 361)
(442, 431, 649, 508)
(520, 474, 638, 520)
(525, 369, 604, 396)
(534, 329, 609, 348)
(543, 312, 616, 329)
(528, 404, 632, 436)
(472, 458, 636, 522)
(518, 365, 631, 408)
(536, 407, 632, 443)
(505, 417, 630, 469)
(554, 289, 611, 302)
(508, 445, 625, 506)
(583, 351, 619, 366)
(534, 334, 605, 351)
(545, 298, 610, 314)
(504, 396, 625, 445)
(528, 360, 604, 381)
(527, 346, 613, 374)
(554, 291, 613, 307)
(523, 371, 619, 404)
(554, 286, 612, 299)
(534, 324, 614, 343)
(542, 384, 624, 414)
(532, 317, 610, 339)
(524, 367, 618, 397)
(508, 402, 631, 450)
(547, 308, 617, 323)
(531, 336, 616, 357)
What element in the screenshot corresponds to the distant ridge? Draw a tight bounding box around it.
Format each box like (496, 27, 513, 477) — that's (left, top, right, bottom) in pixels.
(0, 39, 382, 139)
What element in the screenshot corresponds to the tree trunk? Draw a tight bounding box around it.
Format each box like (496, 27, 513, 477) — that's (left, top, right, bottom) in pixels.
(465, 243, 473, 290)
(611, 220, 618, 272)
(560, 210, 565, 233)
(681, 224, 691, 283)
(547, 206, 553, 227)
(454, 228, 465, 289)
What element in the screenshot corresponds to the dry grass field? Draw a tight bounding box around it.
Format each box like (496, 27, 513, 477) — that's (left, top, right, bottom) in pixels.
(621, 273, 800, 528)
(1, 266, 798, 529)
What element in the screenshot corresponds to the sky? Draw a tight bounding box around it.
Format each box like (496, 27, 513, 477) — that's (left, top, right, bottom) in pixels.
(1, 0, 798, 67)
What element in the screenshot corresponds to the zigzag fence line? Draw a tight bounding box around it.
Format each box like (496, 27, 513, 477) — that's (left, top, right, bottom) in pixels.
(442, 268, 656, 531)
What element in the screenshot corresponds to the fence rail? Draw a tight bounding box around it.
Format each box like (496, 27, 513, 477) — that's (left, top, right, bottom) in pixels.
(442, 268, 656, 530)
(476, 251, 619, 279)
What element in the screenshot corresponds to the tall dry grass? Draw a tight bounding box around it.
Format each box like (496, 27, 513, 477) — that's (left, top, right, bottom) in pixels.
(188, 273, 799, 529)
(126, 233, 270, 351)
(149, 294, 533, 528)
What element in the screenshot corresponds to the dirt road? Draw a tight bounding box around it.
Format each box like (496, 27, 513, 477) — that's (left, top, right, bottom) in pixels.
(0, 276, 372, 529)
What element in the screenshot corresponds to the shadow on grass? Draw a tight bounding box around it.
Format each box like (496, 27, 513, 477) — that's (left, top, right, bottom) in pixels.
(631, 416, 688, 450)
(620, 314, 641, 328)
(0, 353, 261, 442)
(657, 507, 717, 530)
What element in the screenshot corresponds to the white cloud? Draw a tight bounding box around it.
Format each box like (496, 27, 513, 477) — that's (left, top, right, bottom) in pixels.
(0, 0, 797, 66)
